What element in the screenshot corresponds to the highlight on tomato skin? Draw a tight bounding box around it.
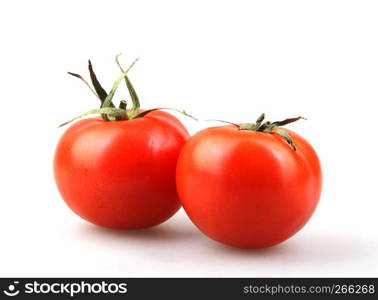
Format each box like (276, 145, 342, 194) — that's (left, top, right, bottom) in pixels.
(54, 56, 192, 229)
(175, 115, 322, 249)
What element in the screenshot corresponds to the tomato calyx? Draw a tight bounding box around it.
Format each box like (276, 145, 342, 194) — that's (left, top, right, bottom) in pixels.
(208, 114, 305, 151)
(239, 113, 305, 150)
(60, 55, 196, 127)
(239, 113, 304, 132)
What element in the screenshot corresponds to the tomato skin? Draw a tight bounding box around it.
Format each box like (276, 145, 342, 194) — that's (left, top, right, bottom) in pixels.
(54, 110, 189, 229)
(176, 125, 322, 249)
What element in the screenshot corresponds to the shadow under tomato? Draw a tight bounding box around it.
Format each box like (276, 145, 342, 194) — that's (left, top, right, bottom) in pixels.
(73, 214, 202, 244)
(206, 229, 375, 265)
(210, 240, 291, 256)
(71, 214, 376, 271)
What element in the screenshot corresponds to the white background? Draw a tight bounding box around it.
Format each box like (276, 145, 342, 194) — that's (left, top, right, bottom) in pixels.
(0, 0, 377, 277)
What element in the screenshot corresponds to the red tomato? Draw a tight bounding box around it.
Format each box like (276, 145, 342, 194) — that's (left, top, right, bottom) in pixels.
(176, 125, 322, 249)
(54, 110, 189, 229)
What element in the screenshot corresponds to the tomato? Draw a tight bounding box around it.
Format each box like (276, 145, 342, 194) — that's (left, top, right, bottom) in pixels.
(54, 110, 189, 229)
(54, 57, 191, 229)
(176, 118, 322, 249)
